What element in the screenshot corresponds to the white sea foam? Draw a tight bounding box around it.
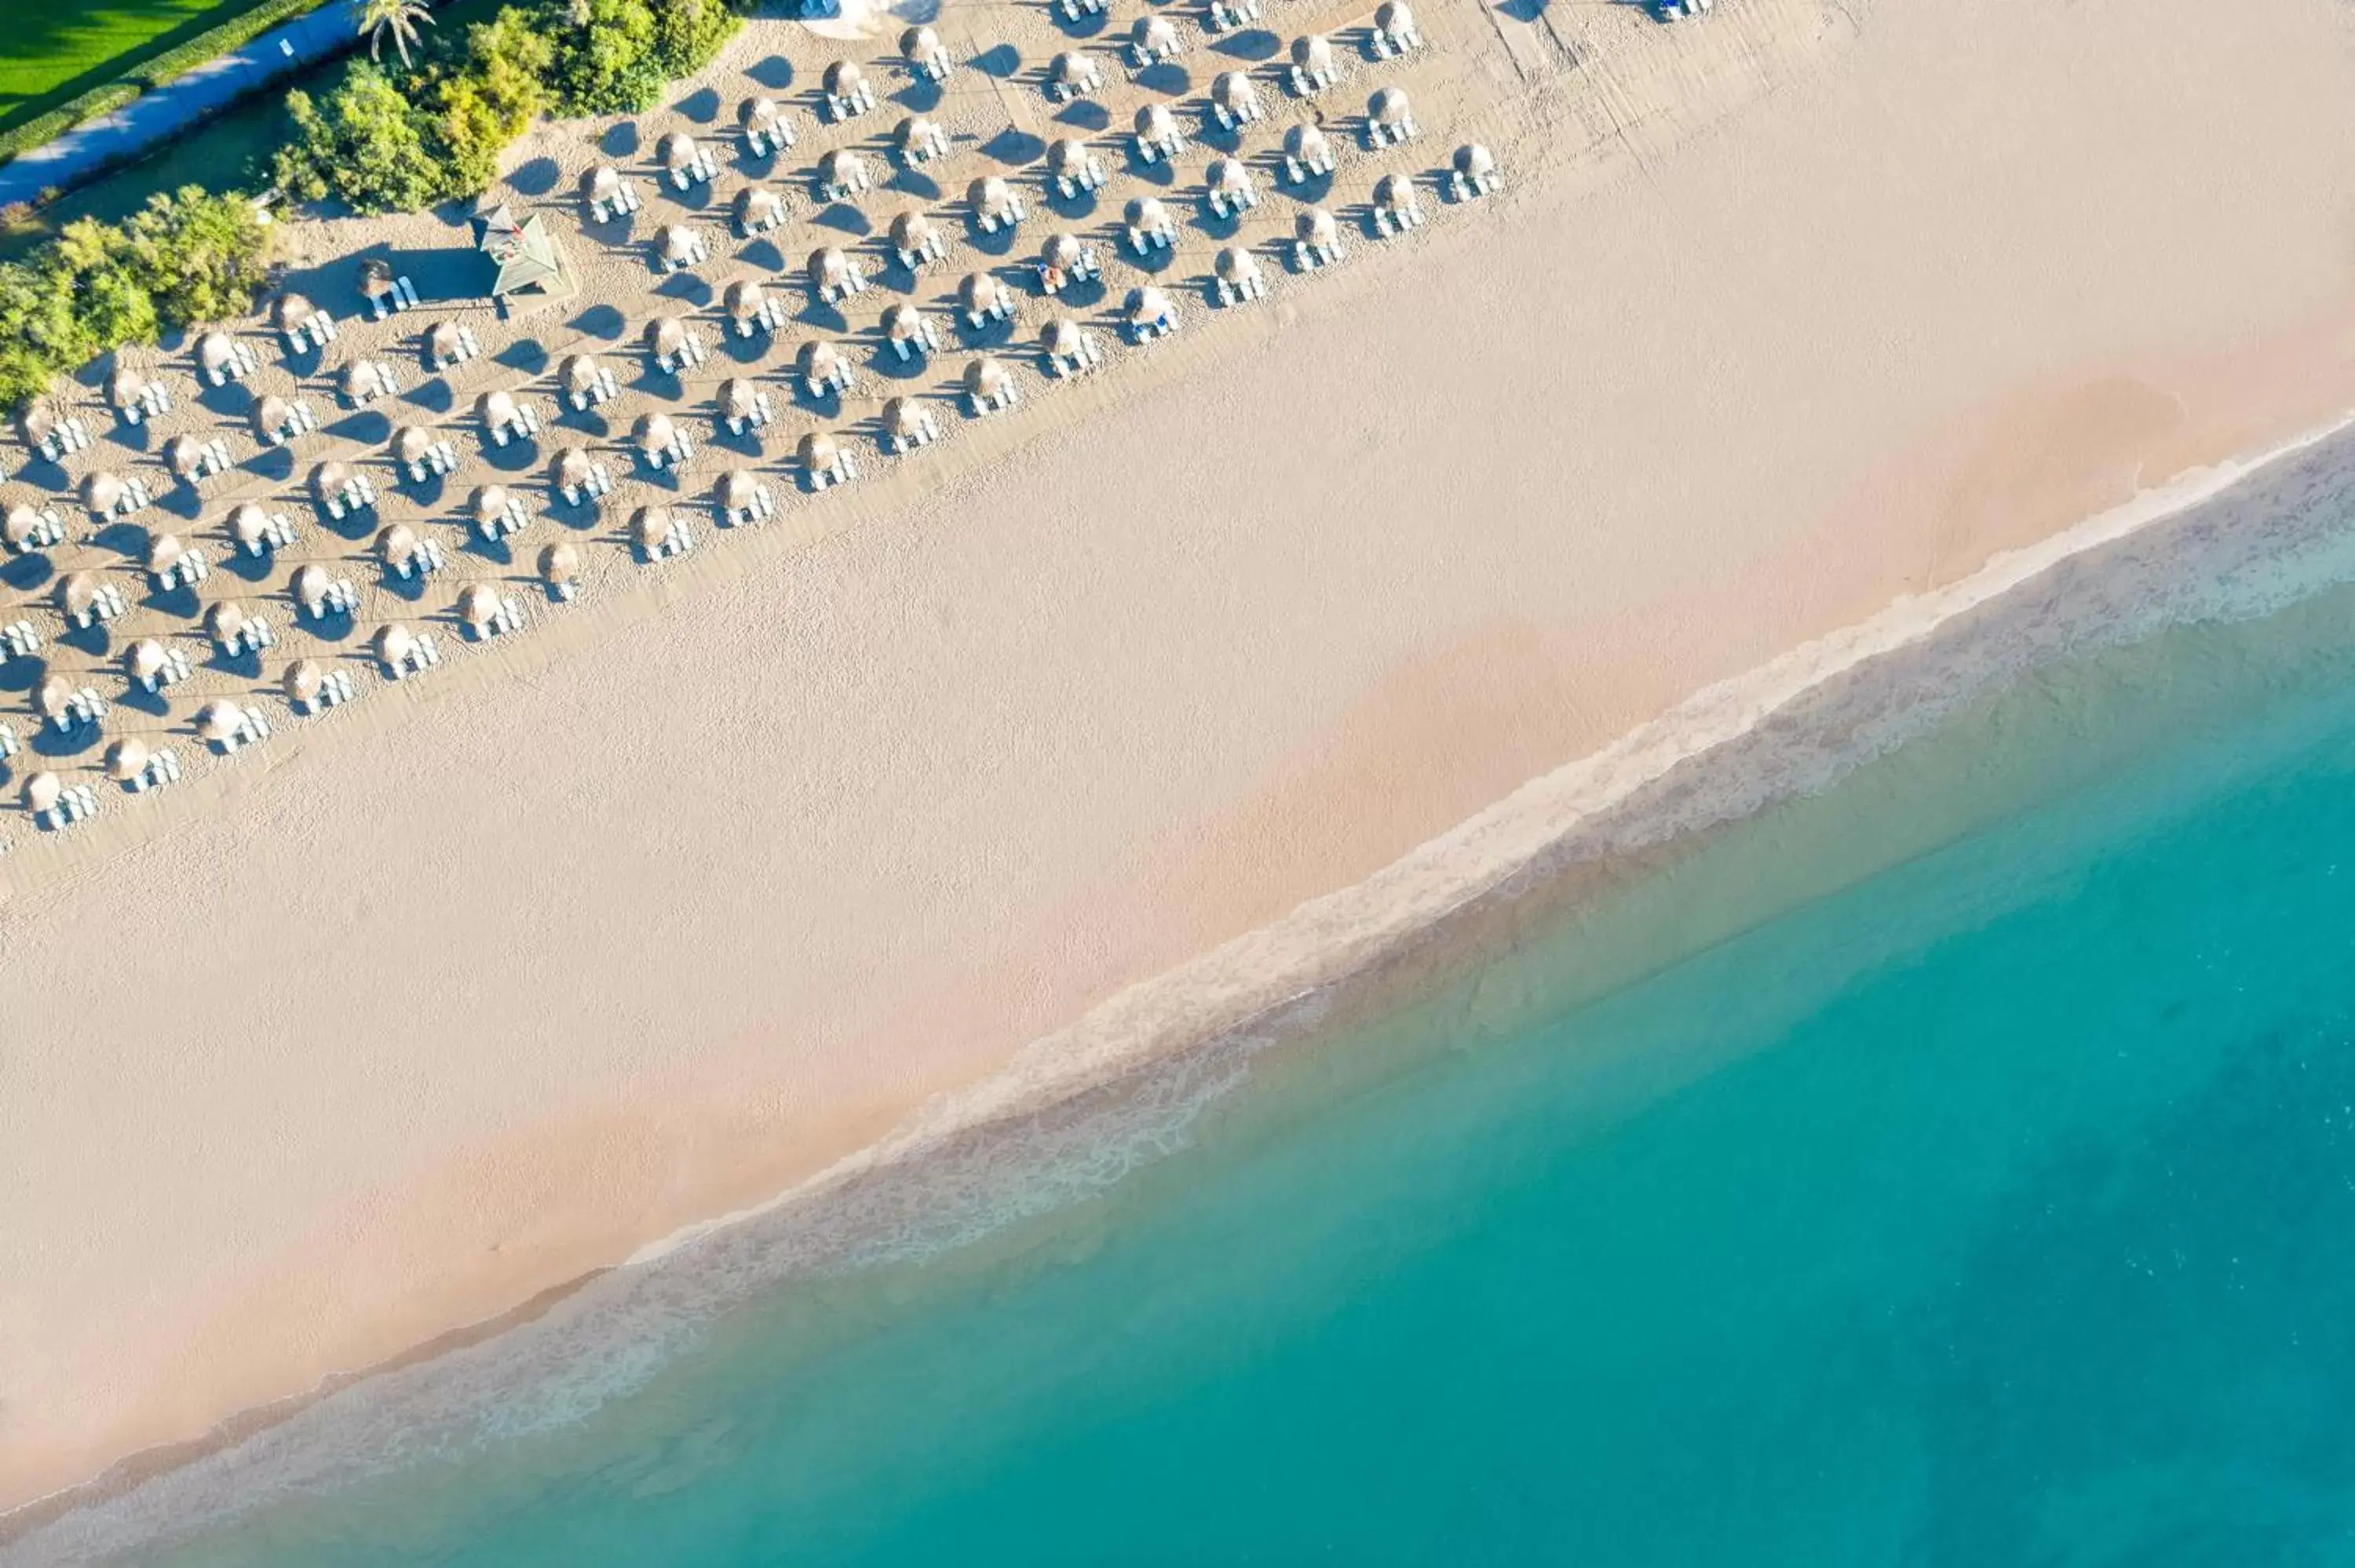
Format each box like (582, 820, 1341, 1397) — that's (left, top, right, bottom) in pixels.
(20, 414, 2355, 1566)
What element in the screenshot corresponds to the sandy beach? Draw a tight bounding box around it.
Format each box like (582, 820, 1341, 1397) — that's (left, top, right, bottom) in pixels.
(10, 0, 2355, 1534)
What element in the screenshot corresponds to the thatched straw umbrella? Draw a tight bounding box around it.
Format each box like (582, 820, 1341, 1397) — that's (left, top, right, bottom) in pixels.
(900, 24, 944, 66)
(373, 622, 418, 668)
(1050, 52, 1095, 95)
(376, 523, 421, 571)
(470, 484, 513, 529)
(195, 698, 249, 745)
(15, 403, 55, 453)
(968, 176, 1019, 225)
(1212, 71, 1258, 119)
(164, 435, 207, 479)
(250, 395, 293, 440)
(889, 210, 938, 257)
(882, 396, 928, 446)
(476, 388, 519, 433)
(227, 505, 272, 556)
(817, 149, 867, 192)
(1375, 0, 1415, 35)
(203, 599, 248, 647)
(456, 582, 503, 631)
(197, 332, 237, 377)
(634, 412, 677, 459)
(125, 637, 168, 685)
(22, 771, 62, 815)
(798, 430, 843, 475)
(645, 315, 688, 363)
(959, 272, 1010, 319)
(719, 378, 760, 422)
(823, 60, 866, 98)
(283, 658, 325, 705)
(659, 224, 700, 268)
(630, 505, 674, 554)
(538, 541, 579, 589)
(550, 447, 593, 492)
(1285, 123, 1332, 167)
(34, 674, 72, 724)
(893, 116, 943, 159)
(584, 165, 623, 204)
(147, 531, 188, 576)
(724, 278, 768, 323)
(1042, 318, 1087, 362)
(657, 132, 699, 175)
(393, 425, 433, 467)
(1215, 246, 1261, 287)
(1298, 206, 1341, 248)
(1372, 173, 1415, 215)
(1369, 86, 1411, 129)
(79, 470, 124, 516)
(1292, 33, 1334, 76)
(357, 256, 396, 303)
(561, 353, 602, 399)
(272, 293, 315, 330)
(739, 95, 781, 133)
(54, 571, 100, 621)
(1454, 142, 1495, 182)
(1137, 103, 1181, 144)
(104, 736, 150, 784)
(735, 185, 784, 230)
(1126, 285, 1175, 330)
(807, 246, 856, 294)
(292, 563, 334, 614)
(107, 366, 146, 411)
(1207, 157, 1253, 202)
(311, 460, 352, 504)
(1135, 15, 1179, 57)
(882, 302, 929, 349)
(428, 321, 466, 364)
(3, 505, 49, 553)
(717, 469, 761, 513)
(1126, 195, 1173, 234)
(341, 360, 388, 403)
(798, 338, 849, 387)
(1046, 138, 1095, 184)
(964, 356, 1013, 402)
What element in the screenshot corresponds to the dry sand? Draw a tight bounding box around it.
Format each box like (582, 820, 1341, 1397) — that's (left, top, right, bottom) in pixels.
(9, 0, 2355, 1526)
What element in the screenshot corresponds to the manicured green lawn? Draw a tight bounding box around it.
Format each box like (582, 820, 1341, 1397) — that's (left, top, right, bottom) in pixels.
(0, 0, 290, 127)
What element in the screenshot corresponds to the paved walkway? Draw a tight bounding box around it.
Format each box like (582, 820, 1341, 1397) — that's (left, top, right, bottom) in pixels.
(0, 0, 366, 210)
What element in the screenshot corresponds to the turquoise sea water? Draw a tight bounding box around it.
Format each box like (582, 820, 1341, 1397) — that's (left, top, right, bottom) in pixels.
(64, 485, 2355, 1564)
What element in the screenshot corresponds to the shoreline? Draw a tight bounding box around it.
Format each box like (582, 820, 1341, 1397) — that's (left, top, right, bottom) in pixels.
(24, 380, 2355, 1566)
(15, 0, 2355, 1548)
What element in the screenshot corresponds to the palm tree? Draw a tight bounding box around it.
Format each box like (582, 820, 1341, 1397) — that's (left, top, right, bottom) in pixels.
(360, 0, 434, 67)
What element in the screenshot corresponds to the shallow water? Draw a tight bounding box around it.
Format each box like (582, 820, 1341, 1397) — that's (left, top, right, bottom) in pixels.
(93, 492, 2355, 1564)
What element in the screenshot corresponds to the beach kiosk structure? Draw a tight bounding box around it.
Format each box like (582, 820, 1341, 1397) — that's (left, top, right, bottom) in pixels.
(474, 203, 574, 301)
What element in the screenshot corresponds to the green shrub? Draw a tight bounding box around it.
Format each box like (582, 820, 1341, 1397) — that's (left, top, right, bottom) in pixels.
(274, 61, 449, 213)
(0, 185, 270, 412)
(541, 0, 664, 116)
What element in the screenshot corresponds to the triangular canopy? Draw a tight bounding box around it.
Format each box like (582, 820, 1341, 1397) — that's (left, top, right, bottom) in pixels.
(473, 205, 568, 297)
